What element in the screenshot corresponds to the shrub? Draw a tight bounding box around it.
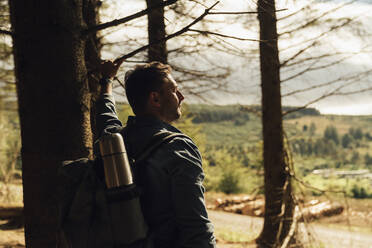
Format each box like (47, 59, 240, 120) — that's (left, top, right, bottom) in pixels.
(323, 125, 339, 145)
(218, 169, 242, 194)
(341, 134, 353, 148)
(351, 184, 369, 199)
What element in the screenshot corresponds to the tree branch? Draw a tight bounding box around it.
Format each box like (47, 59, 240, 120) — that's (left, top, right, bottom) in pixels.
(281, 60, 319, 83)
(283, 72, 372, 116)
(332, 85, 372, 96)
(83, 0, 177, 35)
(279, 1, 355, 37)
(283, 51, 359, 68)
(280, 17, 352, 54)
(283, 69, 372, 97)
(208, 9, 287, 15)
(0, 28, 12, 36)
(189, 28, 262, 42)
(277, 3, 312, 21)
(282, 53, 364, 84)
(113, 1, 220, 65)
(280, 40, 318, 67)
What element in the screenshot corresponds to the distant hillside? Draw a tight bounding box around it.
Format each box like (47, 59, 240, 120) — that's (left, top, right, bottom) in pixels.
(187, 104, 320, 124)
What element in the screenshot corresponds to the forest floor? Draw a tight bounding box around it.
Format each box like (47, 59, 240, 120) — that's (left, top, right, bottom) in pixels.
(1, 210, 372, 248)
(1, 185, 371, 248)
(209, 210, 372, 248)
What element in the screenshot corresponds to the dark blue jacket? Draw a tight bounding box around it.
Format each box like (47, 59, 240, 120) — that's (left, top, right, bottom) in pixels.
(96, 94, 216, 248)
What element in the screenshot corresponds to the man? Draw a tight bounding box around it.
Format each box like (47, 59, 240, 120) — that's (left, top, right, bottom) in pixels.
(96, 61, 216, 248)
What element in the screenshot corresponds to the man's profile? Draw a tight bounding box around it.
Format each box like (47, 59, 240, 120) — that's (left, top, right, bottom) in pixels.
(96, 61, 216, 248)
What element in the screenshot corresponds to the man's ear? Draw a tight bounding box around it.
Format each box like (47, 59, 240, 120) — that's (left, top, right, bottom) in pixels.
(148, 91, 161, 108)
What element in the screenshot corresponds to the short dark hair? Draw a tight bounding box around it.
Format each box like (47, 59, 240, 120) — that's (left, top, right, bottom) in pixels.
(124, 62, 171, 115)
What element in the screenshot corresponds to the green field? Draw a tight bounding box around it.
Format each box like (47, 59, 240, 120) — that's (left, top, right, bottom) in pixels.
(176, 104, 372, 198)
(1, 103, 372, 198)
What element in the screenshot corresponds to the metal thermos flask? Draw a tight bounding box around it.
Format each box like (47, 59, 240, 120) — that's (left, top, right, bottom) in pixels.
(99, 132, 148, 245)
(99, 133, 133, 188)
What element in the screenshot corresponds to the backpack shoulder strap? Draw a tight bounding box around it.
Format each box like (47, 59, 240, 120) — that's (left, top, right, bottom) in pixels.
(133, 131, 190, 165)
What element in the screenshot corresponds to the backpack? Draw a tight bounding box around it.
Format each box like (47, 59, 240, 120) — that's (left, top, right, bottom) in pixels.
(57, 131, 189, 248)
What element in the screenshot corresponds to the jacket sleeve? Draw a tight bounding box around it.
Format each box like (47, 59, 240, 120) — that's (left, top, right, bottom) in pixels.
(167, 137, 216, 248)
(95, 94, 123, 137)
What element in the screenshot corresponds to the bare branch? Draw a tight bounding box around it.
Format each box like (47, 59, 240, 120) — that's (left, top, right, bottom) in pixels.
(283, 71, 372, 115)
(283, 69, 372, 97)
(282, 53, 361, 83)
(277, 3, 312, 21)
(284, 51, 360, 68)
(208, 9, 287, 15)
(281, 60, 318, 83)
(332, 85, 372, 96)
(0, 28, 12, 36)
(171, 64, 229, 78)
(113, 76, 125, 89)
(113, 1, 220, 65)
(280, 206, 300, 248)
(189, 28, 262, 42)
(280, 40, 318, 67)
(83, 0, 177, 35)
(292, 173, 347, 195)
(279, 1, 355, 37)
(280, 17, 352, 54)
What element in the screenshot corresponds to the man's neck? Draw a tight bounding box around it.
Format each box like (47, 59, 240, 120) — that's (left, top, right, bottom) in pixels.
(136, 113, 172, 125)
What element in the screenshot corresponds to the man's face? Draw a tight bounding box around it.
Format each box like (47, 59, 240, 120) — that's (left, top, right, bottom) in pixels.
(157, 74, 184, 124)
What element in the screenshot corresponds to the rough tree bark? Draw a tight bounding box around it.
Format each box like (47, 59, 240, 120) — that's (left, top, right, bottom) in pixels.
(146, 0, 167, 63)
(83, 0, 102, 140)
(9, 0, 98, 246)
(256, 0, 294, 247)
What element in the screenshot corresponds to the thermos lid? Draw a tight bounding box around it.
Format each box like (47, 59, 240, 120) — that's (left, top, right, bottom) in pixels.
(99, 133, 126, 157)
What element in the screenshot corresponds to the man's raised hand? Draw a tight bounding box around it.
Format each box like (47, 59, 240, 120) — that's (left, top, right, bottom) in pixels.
(99, 60, 123, 79)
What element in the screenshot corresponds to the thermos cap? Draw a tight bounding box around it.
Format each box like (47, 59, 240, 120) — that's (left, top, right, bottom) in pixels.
(99, 133, 126, 157)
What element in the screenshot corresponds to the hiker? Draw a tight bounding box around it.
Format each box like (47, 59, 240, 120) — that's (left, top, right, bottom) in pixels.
(95, 60, 217, 248)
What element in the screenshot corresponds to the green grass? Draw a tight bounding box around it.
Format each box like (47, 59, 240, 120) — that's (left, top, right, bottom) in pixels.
(215, 227, 258, 243)
(200, 119, 262, 147)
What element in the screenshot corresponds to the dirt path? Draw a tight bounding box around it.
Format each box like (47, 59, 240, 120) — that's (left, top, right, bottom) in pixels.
(208, 210, 372, 248)
(0, 220, 24, 248)
(1, 211, 371, 248)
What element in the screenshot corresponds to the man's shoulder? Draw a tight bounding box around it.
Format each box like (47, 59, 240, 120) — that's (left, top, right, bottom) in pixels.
(147, 130, 200, 158)
(157, 132, 202, 165)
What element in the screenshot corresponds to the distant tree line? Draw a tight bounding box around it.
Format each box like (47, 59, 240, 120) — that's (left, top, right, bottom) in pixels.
(188, 104, 251, 125)
(188, 104, 320, 124)
(292, 124, 372, 168)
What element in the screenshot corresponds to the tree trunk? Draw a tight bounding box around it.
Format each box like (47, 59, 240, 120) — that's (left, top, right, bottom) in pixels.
(83, 0, 102, 140)
(146, 0, 167, 63)
(256, 0, 294, 247)
(9, 1, 96, 246)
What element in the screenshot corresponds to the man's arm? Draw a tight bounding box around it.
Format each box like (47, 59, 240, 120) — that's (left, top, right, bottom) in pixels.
(95, 61, 123, 136)
(166, 138, 216, 248)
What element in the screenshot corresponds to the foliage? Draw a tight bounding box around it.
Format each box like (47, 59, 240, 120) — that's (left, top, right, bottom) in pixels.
(218, 169, 242, 194)
(351, 184, 369, 199)
(341, 133, 353, 148)
(116, 103, 133, 124)
(174, 104, 206, 148)
(364, 153, 372, 166)
(0, 101, 21, 182)
(214, 228, 258, 243)
(323, 125, 339, 145)
(188, 104, 251, 124)
(309, 122, 316, 135)
(349, 127, 363, 140)
(283, 107, 320, 119)
(0, 0, 14, 84)
(0, 0, 19, 183)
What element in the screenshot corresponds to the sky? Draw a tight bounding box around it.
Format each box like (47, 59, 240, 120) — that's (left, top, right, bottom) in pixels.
(101, 0, 372, 115)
